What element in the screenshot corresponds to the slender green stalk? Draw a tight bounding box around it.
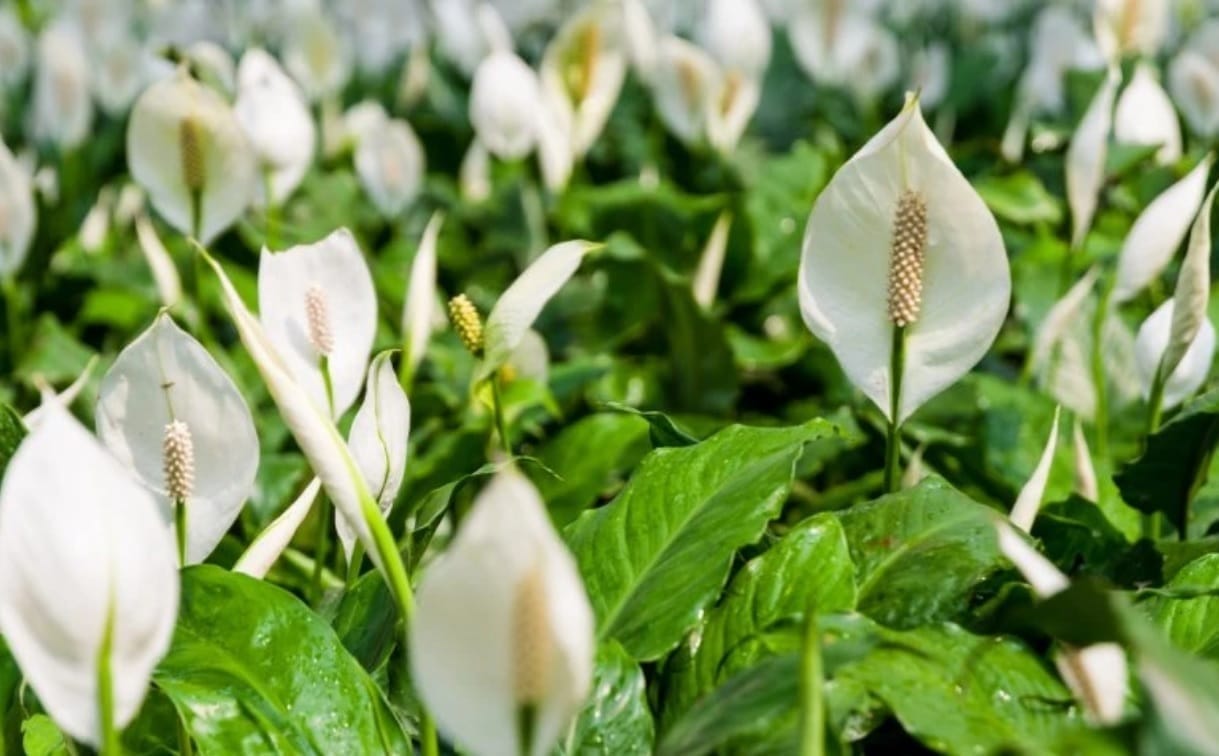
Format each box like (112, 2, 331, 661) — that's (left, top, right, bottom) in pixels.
(517, 705, 537, 756)
(421, 707, 440, 756)
(345, 543, 365, 588)
(311, 495, 333, 604)
(490, 373, 511, 454)
(2, 275, 21, 370)
(97, 606, 121, 756)
(884, 326, 907, 493)
(520, 172, 548, 263)
(1141, 369, 1168, 541)
(797, 607, 825, 756)
(174, 497, 188, 567)
(176, 714, 193, 756)
(1089, 275, 1115, 465)
(263, 169, 279, 251)
(320, 356, 336, 418)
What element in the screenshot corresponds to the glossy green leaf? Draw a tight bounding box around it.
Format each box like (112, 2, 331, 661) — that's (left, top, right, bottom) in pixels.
(531, 413, 651, 525)
(0, 403, 24, 481)
(661, 513, 855, 728)
(1116, 388, 1219, 536)
(20, 716, 67, 756)
(152, 566, 409, 755)
(565, 642, 654, 755)
(1144, 554, 1219, 660)
(837, 477, 1005, 628)
(567, 420, 841, 660)
(975, 171, 1064, 226)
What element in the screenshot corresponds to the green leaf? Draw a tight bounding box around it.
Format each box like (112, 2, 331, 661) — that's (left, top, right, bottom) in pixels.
(567, 420, 841, 660)
(565, 642, 654, 755)
(0, 403, 25, 482)
(828, 622, 1082, 752)
(655, 271, 739, 414)
(598, 401, 700, 447)
(530, 413, 651, 525)
(974, 171, 1064, 226)
(1115, 388, 1219, 536)
(661, 513, 855, 728)
(152, 566, 409, 754)
(837, 477, 1005, 629)
(656, 654, 801, 756)
(20, 715, 68, 756)
(1144, 554, 1219, 660)
(327, 570, 397, 674)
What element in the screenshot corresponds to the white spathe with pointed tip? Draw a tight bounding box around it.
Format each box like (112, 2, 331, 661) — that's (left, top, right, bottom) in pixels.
(234, 49, 317, 206)
(30, 21, 92, 150)
(1135, 298, 1217, 411)
(339, 352, 411, 563)
(1113, 155, 1213, 303)
(798, 97, 1010, 423)
(470, 51, 544, 161)
(1169, 22, 1219, 140)
(410, 469, 594, 756)
(0, 404, 179, 747)
(96, 313, 260, 564)
(127, 69, 257, 243)
(1114, 63, 1182, 166)
(700, 0, 771, 79)
(403, 212, 445, 380)
(540, 1, 626, 159)
(1066, 70, 1119, 251)
(234, 477, 322, 579)
(650, 36, 718, 146)
(354, 116, 425, 218)
(1161, 182, 1219, 382)
(259, 229, 377, 417)
(480, 240, 601, 380)
(1010, 406, 1061, 532)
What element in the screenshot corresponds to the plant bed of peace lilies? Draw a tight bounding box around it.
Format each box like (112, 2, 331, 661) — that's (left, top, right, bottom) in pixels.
(4, 0, 1219, 754)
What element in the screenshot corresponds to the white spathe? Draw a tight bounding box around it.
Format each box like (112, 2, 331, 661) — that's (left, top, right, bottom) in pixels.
(0, 404, 178, 746)
(127, 69, 257, 243)
(30, 20, 92, 149)
(1169, 21, 1219, 139)
(1113, 63, 1182, 166)
(1009, 406, 1061, 532)
(259, 228, 377, 417)
(282, 7, 352, 102)
(96, 313, 260, 565)
(234, 49, 317, 206)
(1113, 154, 1213, 303)
(402, 212, 445, 381)
(1065, 70, 1119, 251)
(480, 240, 601, 380)
(0, 134, 36, 277)
(233, 478, 322, 579)
(650, 35, 718, 146)
(1094, 0, 1168, 62)
(410, 469, 594, 756)
(338, 351, 410, 563)
(1162, 182, 1219, 382)
(1135, 298, 1217, 411)
(798, 96, 1010, 423)
(470, 51, 544, 161)
(699, 0, 771, 79)
(354, 116, 425, 218)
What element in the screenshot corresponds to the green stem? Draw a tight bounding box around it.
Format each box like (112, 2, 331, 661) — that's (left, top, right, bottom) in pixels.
(520, 172, 547, 264)
(320, 356, 336, 418)
(517, 704, 537, 756)
(797, 607, 825, 756)
(311, 495, 333, 605)
(490, 373, 511, 454)
(97, 606, 122, 756)
(421, 714, 440, 756)
(263, 169, 279, 251)
(1090, 276, 1115, 465)
(2, 276, 21, 370)
(1141, 370, 1168, 541)
(174, 497, 188, 567)
(346, 543, 365, 589)
(176, 713, 193, 756)
(884, 326, 906, 493)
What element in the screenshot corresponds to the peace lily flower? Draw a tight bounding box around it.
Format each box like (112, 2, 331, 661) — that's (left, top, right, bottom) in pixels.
(1169, 21, 1219, 139)
(1113, 154, 1213, 303)
(96, 313, 260, 565)
(649, 36, 719, 146)
(282, 7, 352, 102)
(199, 245, 413, 605)
(259, 229, 376, 418)
(698, 0, 771, 81)
(410, 468, 594, 756)
(1094, 0, 1169, 63)
(435, 0, 513, 76)
(353, 113, 425, 218)
(338, 351, 410, 564)
(470, 50, 545, 161)
(539, 0, 626, 160)
(798, 94, 1009, 489)
(788, 2, 899, 103)
(1113, 63, 1182, 166)
(30, 20, 93, 150)
(1010, 406, 1061, 533)
(186, 41, 237, 97)
(0, 135, 36, 277)
(0, 7, 29, 90)
(0, 403, 179, 749)
(234, 49, 317, 206)
(1065, 70, 1119, 251)
(1135, 182, 1219, 417)
(127, 68, 257, 243)
(402, 212, 445, 385)
(995, 523, 1128, 725)
(91, 32, 146, 116)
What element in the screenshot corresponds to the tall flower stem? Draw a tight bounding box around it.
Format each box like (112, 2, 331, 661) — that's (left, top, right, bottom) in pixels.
(884, 326, 907, 493)
(310, 495, 333, 604)
(174, 497, 188, 567)
(263, 169, 279, 251)
(2, 275, 21, 370)
(96, 607, 121, 756)
(490, 373, 511, 455)
(1089, 275, 1115, 465)
(797, 606, 825, 756)
(1141, 370, 1168, 540)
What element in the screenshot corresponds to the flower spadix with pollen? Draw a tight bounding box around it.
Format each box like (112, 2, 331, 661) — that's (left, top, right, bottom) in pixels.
(96, 313, 259, 565)
(449, 293, 485, 356)
(127, 69, 257, 243)
(411, 469, 594, 756)
(798, 95, 1010, 423)
(0, 403, 179, 747)
(259, 229, 376, 417)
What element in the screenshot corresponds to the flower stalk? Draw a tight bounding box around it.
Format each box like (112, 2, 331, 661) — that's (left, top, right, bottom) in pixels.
(797, 603, 825, 756)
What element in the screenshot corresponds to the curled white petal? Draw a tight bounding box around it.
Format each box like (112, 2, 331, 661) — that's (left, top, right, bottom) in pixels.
(0, 404, 178, 746)
(1056, 643, 1129, 725)
(1010, 406, 1061, 533)
(481, 240, 600, 380)
(96, 313, 260, 564)
(1162, 181, 1219, 381)
(1031, 267, 1100, 373)
(410, 469, 594, 756)
(1113, 155, 1213, 303)
(233, 478, 322, 579)
(693, 210, 733, 310)
(995, 520, 1069, 598)
(1135, 298, 1217, 410)
(403, 212, 444, 380)
(1114, 63, 1182, 165)
(134, 214, 182, 307)
(1065, 70, 1119, 251)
